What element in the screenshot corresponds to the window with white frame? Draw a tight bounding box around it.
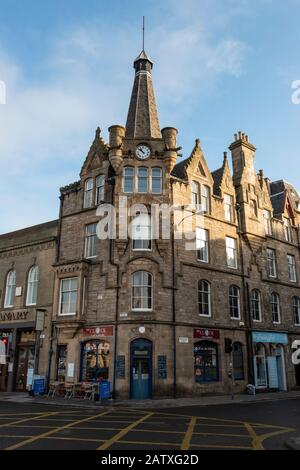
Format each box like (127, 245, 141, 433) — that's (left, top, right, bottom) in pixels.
(84, 223, 97, 258)
(288, 254, 297, 282)
(151, 167, 162, 194)
(4, 270, 16, 308)
(284, 217, 292, 243)
(201, 185, 210, 213)
(132, 213, 152, 251)
(251, 289, 262, 321)
(84, 178, 94, 208)
(263, 210, 272, 236)
(26, 266, 39, 306)
(293, 297, 300, 325)
(229, 285, 240, 319)
(59, 278, 78, 315)
(192, 181, 200, 210)
(266, 248, 277, 278)
(198, 280, 211, 316)
(138, 167, 148, 193)
(131, 271, 153, 311)
(96, 175, 105, 205)
(196, 228, 209, 263)
(123, 167, 134, 193)
(226, 237, 237, 269)
(271, 292, 280, 324)
(224, 194, 234, 222)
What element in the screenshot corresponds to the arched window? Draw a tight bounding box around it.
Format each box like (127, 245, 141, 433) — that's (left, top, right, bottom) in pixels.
(131, 213, 152, 251)
(81, 340, 110, 382)
(229, 286, 240, 319)
(251, 289, 261, 321)
(26, 266, 39, 306)
(232, 342, 244, 380)
(4, 270, 16, 308)
(131, 271, 153, 311)
(96, 175, 105, 205)
(192, 181, 200, 209)
(293, 297, 300, 325)
(271, 292, 280, 324)
(194, 341, 219, 383)
(151, 167, 162, 194)
(123, 167, 134, 193)
(198, 280, 211, 317)
(138, 167, 148, 193)
(84, 178, 94, 208)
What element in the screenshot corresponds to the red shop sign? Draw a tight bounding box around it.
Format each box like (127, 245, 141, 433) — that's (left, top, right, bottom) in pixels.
(194, 328, 220, 340)
(83, 326, 114, 337)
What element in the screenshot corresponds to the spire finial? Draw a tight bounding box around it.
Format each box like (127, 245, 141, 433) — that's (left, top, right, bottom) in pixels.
(142, 16, 145, 51)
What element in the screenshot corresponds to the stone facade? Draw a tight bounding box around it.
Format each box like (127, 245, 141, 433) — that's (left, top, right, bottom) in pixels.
(1, 50, 300, 398)
(0, 220, 57, 391)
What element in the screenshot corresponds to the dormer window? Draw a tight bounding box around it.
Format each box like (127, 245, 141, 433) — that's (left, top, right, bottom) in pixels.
(201, 185, 210, 213)
(84, 178, 94, 208)
(192, 181, 200, 210)
(96, 175, 105, 205)
(284, 217, 292, 243)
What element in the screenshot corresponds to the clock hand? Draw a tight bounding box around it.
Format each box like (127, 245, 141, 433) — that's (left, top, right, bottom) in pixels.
(140, 148, 145, 155)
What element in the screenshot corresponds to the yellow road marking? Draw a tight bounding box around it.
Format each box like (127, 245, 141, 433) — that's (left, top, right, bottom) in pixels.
(4, 410, 111, 450)
(193, 432, 251, 438)
(244, 422, 264, 450)
(254, 427, 296, 449)
(118, 439, 180, 447)
(97, 412, 153, 450)
(0, 411, 59, 429)
(181, 416, 197, 450)
(191, 444, 253, 449)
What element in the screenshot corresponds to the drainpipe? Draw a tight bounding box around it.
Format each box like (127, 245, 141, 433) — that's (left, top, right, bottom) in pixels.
(236, 203, 254, 384)
(171, 180, 177, 399)
(109, 176, 120, 399)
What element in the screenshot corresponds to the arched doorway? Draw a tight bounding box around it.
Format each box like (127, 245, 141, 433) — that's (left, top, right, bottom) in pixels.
(130, 339, 152, 399)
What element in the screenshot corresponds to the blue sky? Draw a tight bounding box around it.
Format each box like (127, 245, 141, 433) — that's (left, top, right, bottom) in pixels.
(0, 0, 299, 233)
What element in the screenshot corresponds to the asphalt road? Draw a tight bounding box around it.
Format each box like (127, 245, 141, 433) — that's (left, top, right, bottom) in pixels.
(0, 398, 299, 450)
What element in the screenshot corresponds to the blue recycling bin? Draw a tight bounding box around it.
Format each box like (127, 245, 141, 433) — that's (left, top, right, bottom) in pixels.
(99, 380, 111, 400)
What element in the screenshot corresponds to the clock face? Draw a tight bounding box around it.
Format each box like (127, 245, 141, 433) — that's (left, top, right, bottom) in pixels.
(135, 144, 151, 160)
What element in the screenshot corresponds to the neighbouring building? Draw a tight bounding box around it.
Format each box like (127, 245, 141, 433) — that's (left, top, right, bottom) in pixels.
(1, 48, 300, 398)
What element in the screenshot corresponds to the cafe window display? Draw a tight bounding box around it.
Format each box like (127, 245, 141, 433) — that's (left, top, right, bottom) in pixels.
(56, 345, 67, 382)
(194, 341, 219, 383)
(81, 340, 110, 382)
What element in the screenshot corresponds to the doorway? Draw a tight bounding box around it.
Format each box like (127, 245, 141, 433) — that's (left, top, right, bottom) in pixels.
(15, 346, 35, 391)
(275, 345, 286, 391)
(130, 339, 152, 399)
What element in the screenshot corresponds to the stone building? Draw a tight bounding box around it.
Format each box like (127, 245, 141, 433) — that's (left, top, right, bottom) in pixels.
(1, 49, 300, 397)
(0, 220, 57, 392)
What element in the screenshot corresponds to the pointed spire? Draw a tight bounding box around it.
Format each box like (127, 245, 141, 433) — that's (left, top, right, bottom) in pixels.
(125, 49, 161, 139)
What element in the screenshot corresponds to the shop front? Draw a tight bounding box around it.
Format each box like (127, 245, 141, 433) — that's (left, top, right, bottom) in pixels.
(0, 310, 39, 392)
(252, 331, 288, 391)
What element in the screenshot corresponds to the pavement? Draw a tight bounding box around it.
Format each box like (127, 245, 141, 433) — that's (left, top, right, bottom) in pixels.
(1, 389, 300, 409)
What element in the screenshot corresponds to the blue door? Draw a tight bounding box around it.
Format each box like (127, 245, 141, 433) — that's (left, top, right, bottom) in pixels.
(130, 339, 152, 399)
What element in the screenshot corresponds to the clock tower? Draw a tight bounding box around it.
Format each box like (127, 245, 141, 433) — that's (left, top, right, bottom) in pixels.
(108, 49, 179, 176)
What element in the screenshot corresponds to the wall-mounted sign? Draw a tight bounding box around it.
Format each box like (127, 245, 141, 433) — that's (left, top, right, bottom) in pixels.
(83, 326, 113, 337)
(252, 331, 288, 344)
(179, 337, 189, 343)
(67, 363, 74, 378)
(158, 356, 167, 379)
(116, 355, 125, 379)
(194, 328, 220, 340)
(0, 311, 29, 322)
(35, 310, 46, 332)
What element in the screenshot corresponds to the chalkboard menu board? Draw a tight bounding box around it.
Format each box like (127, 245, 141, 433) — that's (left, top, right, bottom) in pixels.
(116, 355, 125, 379)
(158, 355, 167, 379)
